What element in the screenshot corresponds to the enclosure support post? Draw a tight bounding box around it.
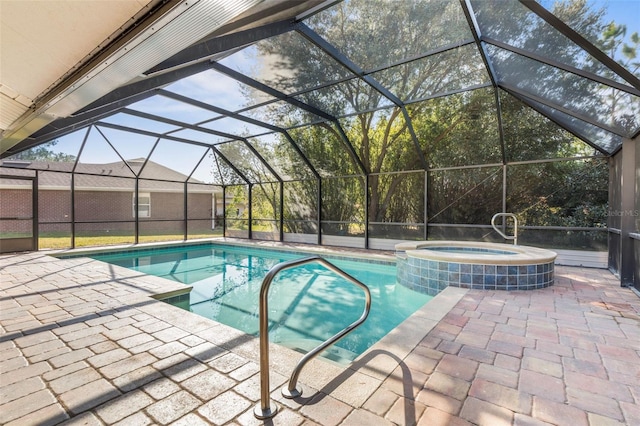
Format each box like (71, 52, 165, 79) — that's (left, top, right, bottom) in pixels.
(70, 127, 89, 249)
(134, 179, 139, 245)
(317, 178, 322, 246)
(248, 183, 253, 240)
(502, 165, 508, 235)
(364, 174, 369, 249)
(424, 171, 429, 241)
(619, 137, 636, 287)
(279, 182, 284, 242)
(33, 172, 39, 250)
(222, 186, 227, 237)
(184, 182, 188, 241)
(71, 173, 76, 249)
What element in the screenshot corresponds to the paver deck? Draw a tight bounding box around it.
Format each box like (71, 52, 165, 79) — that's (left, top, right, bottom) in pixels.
(1, 244, 639, 425)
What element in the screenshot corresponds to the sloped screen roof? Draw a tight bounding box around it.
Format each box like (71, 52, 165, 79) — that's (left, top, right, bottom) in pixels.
(3, 0, 639, 185)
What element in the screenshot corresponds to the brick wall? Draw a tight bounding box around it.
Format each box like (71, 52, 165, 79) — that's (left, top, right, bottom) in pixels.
(75, 190, 132, 222)
(187, 193, 213, 219)
(0, 189, 32, 218)
(0, 189, 32, 234)
(145, 192, 184, 220)
(39, 190, 71, 222)
(1, 188, 214, 235)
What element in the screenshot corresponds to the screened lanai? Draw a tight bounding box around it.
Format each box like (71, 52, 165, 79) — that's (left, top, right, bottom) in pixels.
(1, 0, 638, 290)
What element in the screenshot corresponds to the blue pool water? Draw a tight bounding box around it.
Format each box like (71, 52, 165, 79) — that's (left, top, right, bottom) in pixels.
(427, 247, 517, 255)
(89, 244, 432, 363)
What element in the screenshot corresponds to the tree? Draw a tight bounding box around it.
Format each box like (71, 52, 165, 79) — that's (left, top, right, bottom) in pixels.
(231, 0, 615, 238)
(11, 140, 76, 162)
(598, 22, 640, 132)
(251, 0, 479, 228)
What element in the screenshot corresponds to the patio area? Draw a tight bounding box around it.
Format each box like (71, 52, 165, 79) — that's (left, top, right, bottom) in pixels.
(1, 247, 639, 426)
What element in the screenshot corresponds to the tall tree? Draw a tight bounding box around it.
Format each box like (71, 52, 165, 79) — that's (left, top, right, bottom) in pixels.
(235, 0, 615, 236)
(11, 140, 76, 162)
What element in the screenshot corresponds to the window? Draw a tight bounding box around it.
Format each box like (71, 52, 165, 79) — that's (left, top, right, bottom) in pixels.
(133, 192, 151, 218)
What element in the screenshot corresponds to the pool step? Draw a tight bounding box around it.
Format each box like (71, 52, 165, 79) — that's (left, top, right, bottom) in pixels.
(281, 338, 358, 365)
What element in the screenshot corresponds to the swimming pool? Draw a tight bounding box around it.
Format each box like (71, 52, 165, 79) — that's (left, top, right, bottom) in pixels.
(88, 243, 432, 364)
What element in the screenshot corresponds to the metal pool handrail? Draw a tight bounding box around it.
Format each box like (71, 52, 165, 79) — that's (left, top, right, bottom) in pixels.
(253, 256, 372, 420)
(492, 213, 518, 245)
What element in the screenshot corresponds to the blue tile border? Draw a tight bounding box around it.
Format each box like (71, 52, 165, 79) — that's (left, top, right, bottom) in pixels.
(397, 255, 554, 296)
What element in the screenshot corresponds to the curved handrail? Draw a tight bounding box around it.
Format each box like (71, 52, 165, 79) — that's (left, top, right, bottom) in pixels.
(253, 256, 372, 420)
(491, 213, 518, 245)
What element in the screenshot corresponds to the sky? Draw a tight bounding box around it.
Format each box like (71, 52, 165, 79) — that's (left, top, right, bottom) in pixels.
(592, 0, 639, 32)
(27, 0, 640, 184)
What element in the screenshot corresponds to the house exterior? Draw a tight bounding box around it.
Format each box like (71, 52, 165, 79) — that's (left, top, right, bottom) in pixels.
(0, 159, 229, 248)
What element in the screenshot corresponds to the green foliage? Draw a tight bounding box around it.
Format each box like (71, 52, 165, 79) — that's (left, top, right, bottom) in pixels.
(283, 180, 318, 233)
(499, 91, 597, 161)
(225, 185, 248, 219)
(228, 0, 615, 240)
(597, 21, 640, 130)
(507, 158, 609, 228)
(428, 167, 503, 225)
(12, 140, 76, 162)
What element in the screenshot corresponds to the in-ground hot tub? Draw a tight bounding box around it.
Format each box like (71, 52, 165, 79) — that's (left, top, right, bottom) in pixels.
(396, 241, 557, 295)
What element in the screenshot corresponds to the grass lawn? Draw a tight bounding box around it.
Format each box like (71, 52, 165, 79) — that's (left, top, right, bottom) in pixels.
(37, 230, 224, 250)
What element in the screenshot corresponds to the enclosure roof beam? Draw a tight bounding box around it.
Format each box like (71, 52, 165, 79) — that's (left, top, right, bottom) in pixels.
(158, 89, 320, 180)
(482, 37, 640, 97)
(209, 62, 335, 122)
(500, 82, 627, 140)
(93, 126, 138, 177)
(331, 120, 369, 175)
(503, 88, 611, 156)
(277, 39, 476, 106)
(236, 139, 283, 183)
(210, 145, 252, 185)
(459, 0, 510, 168)
(66, 19, 300, 119)
(95, 121, 213, 148)
(74, 61, 219, 117)
(459, 0, 499, 89)
(157, 89, 280, 133)
(120, 108, 283, 183)
(1, 90, 157, 159)
(208, 61, 372, 179)
(10, 60, 224, 157)
(186, 149, 210, 182)
(399, 108, 428, 170)
(295, 23, 407, 107)
(296, 23, 427, 170)
(208, 61, 364, 175)
(518, 0, 640, 91)
(146, 19, 298, 75)
(364, 40, 476, 75)
(210, 149, 227, 185)
(121, 108, 242, 142)
(281, 131, 321, 180)
(94, 121, 251, 184)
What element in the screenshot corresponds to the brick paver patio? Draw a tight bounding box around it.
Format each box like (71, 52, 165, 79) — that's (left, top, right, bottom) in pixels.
(1, 248, 639, 425)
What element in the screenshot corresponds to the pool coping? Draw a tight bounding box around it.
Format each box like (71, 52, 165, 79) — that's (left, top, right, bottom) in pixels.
(50, 237, 397, 265)
(396, 240, 557, 265)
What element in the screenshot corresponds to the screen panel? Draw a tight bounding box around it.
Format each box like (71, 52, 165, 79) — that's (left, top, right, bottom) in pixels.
(506, 159, 608, 230)
(428, 166, 502, 224)
(305, 0, 473, 72)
